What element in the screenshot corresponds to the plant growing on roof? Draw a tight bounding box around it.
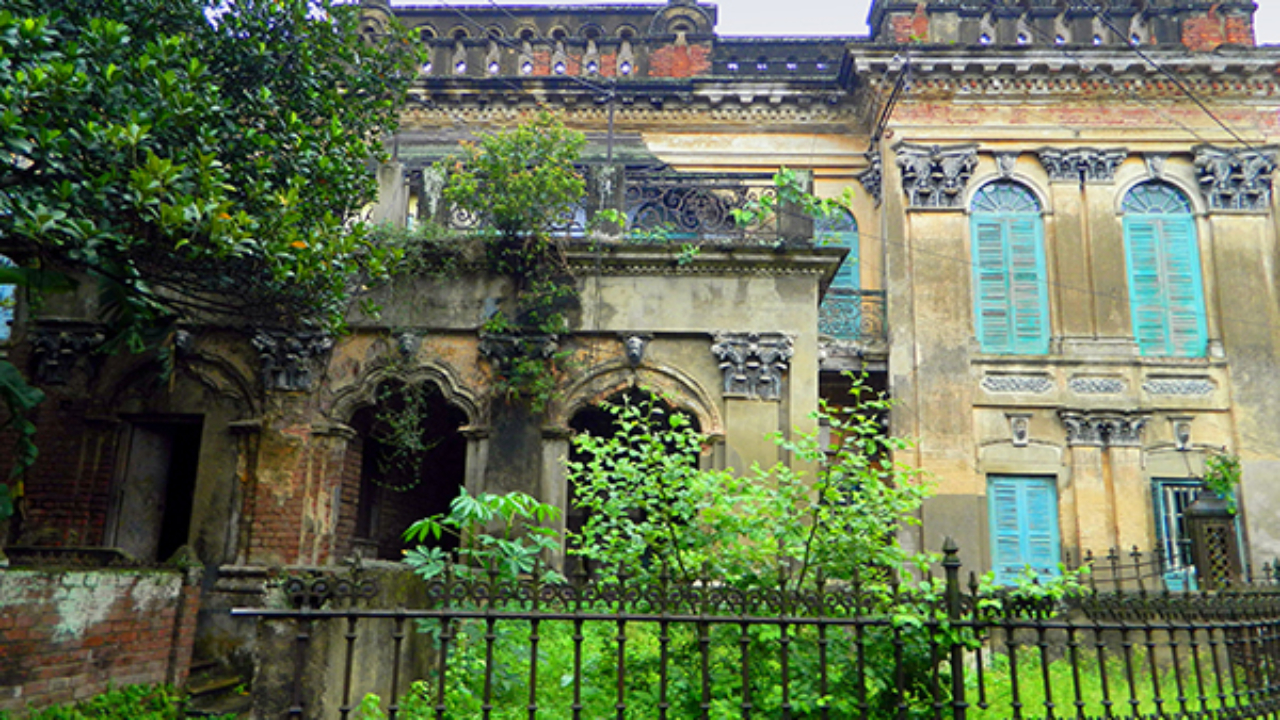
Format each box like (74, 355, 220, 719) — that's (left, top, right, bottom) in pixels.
(437, 112, 586, 411)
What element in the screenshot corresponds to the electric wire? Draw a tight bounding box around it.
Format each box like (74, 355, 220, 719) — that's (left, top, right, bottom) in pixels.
(1078, 0, 1262, 150)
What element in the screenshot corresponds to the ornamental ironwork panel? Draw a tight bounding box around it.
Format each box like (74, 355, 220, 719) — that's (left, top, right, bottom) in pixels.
(819, 289, 886, 343)
(624, 171, 778, 243)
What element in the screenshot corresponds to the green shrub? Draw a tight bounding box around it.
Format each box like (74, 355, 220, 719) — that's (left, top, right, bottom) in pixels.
(0, 684, 235, 720)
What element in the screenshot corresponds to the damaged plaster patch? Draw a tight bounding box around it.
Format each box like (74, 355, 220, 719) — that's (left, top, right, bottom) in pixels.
(51, 573, 133, 641)
(129, 574, 180, 614)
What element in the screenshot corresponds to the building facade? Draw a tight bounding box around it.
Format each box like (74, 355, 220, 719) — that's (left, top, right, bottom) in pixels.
(2, 0, 1279, 672)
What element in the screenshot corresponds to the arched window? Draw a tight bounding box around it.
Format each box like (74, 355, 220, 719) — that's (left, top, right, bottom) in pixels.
(817, 211, 866, 341)
(817, 210, 858, 290)
(0, 254, 16, 342)
(1121, 182, 1206, 357)
(971, 181, 1049, 354)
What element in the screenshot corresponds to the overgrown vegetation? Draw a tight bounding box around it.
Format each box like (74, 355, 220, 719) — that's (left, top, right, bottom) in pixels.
(435, 111, 585, 411)
(0, 0, 421, 517)
(0, 684, 234, 720)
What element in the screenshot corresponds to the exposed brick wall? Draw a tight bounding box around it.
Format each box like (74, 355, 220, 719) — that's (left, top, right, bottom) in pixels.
(332, 437, 363, 562)
(0, 568, 201, 715)
(1183, 7, 1255, 51)
(18, 399, 120, 547)
(889, 4, 929, 44)
(649, 41, 711, 78)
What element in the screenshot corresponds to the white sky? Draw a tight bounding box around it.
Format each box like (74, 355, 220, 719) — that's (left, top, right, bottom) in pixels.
(396, 1, 1280, 43)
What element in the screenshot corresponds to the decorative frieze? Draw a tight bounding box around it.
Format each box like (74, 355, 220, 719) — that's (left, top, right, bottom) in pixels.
(981, 374, 1054, 394)
(31, 328, 103, 385)
(1036, 148, 1128, 183)
(1194, 145, 1278, 212)
(251, 329, 334, 392)
(1143, 378, 1215, 397)
(710, 332, 794, 401)
(894, 142, 978, 209)
(1068, 377, 1126, 395)
(1059, 410, 1148, 448)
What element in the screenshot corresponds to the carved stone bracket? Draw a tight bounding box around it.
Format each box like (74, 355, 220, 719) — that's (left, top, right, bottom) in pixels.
(856, 151, 883, 206)
(1194, 145, 1278, 211)
(894, 142, 978, 209)
(1036, 147, 1128, 183)
(31, 328, 104, 385)
(1059, 410, 1148, 448)
(478, 332, 559, 368)
(710, 332, 794, 401)
(251, 329, 333, 392)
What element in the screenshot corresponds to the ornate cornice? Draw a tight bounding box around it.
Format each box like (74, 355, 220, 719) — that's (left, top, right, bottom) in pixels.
(1059, 410, 1148, 448)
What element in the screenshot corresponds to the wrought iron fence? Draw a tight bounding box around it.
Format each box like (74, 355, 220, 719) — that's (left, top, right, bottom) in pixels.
(820, 289, 887, 344)
(234, 543, 1280, 720)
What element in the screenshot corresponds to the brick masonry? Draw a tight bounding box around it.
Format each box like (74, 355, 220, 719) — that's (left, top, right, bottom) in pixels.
(0, 568, 201, 715)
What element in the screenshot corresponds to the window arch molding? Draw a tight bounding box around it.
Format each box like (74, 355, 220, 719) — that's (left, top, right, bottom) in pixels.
(969, 179, 1052, 355)
(1112, 166, 1206, 216)
(964, 174, 1051, 215)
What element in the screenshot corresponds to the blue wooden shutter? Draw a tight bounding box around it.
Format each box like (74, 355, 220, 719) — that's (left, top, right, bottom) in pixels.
(989, 477, 1025, 583)
(1008, 217, 1050, 354)
(974, 218, 1012, 352)
(989, 475, 1061, 584)
(1124, 216, 1206, 357)
(831, 230, 859, 289)
(1159, 217, 1207, 357)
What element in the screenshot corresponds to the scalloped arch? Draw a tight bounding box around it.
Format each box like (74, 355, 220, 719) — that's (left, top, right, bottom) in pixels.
(328, 360, 483, 427)
(549, 361, 723, 436)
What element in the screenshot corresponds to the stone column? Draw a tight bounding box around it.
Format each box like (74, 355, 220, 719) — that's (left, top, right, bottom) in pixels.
(1060, 411, 1112, 555)
(1104, 415, 1152, 553)
(540, 427, 572, 568)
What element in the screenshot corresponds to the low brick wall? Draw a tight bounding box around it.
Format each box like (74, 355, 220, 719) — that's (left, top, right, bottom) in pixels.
(0, 566, 201, 715)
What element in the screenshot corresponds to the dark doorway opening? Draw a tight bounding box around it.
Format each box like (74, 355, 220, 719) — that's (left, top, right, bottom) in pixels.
(349, 381, 467, 560)
(566, 389, 700, 571)
(108, 418, 203, 562)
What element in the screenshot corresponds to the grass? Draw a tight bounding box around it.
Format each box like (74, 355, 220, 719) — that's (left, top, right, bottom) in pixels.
(0, 684, 238, 720)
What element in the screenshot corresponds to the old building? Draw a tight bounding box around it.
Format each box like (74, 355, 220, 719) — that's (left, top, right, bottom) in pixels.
(2, 1, 1279, 697)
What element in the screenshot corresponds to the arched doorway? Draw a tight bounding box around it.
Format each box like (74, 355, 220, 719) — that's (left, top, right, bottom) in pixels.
(347, 380, 468, 560)
(565, 388, 702, 572)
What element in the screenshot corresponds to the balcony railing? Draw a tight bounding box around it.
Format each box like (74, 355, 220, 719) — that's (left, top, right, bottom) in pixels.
(819, 288, 886, 344)
(415, 166, 804, 245)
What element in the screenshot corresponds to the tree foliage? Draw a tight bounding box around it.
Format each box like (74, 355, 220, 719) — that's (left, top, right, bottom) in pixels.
(0, 0, 417, 334)
(0, 0, 420, 518)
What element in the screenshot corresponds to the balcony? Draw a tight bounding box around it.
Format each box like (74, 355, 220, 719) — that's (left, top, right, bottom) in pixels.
(820, 289, 887, 345)
(410, 166, 808, 246)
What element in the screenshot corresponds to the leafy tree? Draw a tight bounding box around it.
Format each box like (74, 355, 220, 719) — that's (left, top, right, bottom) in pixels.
(0, 0, 421, 518)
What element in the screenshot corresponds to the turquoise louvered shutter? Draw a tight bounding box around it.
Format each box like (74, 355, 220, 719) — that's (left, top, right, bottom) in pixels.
(972, 182, 1048, 355)
(831, 230, 859, 289)
(989, 475, 1062, 585)
(989, 477, 1025, 583)
(1124, 215, 1206, 357)
(1007, 217, 1050, 354)
(1160, 217, 1207, 357)
(974, 219, 1013, 351)
(972, 216, 1048, 354)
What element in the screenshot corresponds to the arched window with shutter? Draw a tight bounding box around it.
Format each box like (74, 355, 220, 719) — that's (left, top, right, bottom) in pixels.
(817, 211, 869, 341)
(1121, 182, 1206, 358)
(970, 181, 1049, 354)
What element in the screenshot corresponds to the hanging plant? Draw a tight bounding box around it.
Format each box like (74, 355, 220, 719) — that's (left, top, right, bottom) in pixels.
(367, 382, 442, 491)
